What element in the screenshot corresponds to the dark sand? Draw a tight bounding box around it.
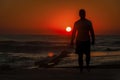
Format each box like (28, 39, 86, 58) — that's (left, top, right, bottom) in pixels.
(0, 66, 120, 80)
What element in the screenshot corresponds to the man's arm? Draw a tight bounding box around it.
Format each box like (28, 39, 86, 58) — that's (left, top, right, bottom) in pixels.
(70, 24, 77, 45)
(90, 23, 95, 45)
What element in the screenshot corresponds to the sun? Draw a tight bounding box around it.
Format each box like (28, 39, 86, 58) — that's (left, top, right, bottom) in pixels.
(66, 26, 72, 32)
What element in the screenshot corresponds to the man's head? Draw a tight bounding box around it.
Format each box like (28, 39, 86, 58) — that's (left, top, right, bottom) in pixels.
(79, 9, 86, 19)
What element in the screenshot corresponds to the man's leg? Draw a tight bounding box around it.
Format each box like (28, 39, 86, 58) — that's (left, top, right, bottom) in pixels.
(78, 53, 83, 72)
(76, 41, 84, 72)
(84, 41, 91, 72)
(85, 49, 90, 72)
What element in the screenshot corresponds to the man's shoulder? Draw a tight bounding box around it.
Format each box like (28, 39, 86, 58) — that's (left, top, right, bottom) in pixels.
(75, 19, 91, 23)
(74, 19, 92, 26)
(85, 19, 92, 23)
(85, 19, 92, 26)
(75, 20, 80, 23)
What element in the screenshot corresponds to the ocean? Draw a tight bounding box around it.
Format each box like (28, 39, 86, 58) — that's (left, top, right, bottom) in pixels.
(0, 35, 120, 68)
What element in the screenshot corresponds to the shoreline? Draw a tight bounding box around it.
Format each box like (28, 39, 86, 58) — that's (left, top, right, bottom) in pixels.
(0, 51, 120, 69)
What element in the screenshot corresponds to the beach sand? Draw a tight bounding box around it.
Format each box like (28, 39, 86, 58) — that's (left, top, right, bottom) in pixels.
(0, 64, 120, 80)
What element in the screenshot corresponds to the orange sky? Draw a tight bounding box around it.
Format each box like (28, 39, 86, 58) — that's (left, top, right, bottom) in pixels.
(0, 0, 120, 35)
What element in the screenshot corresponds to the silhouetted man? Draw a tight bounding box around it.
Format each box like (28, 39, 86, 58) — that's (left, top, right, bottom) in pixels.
(70, 9, 95, 72)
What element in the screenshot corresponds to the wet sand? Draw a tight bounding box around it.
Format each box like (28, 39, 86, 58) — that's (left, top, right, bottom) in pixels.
(0, 64, 120, 80)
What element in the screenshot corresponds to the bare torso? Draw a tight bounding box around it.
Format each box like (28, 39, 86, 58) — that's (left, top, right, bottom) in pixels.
(75, 19, 92, 41)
